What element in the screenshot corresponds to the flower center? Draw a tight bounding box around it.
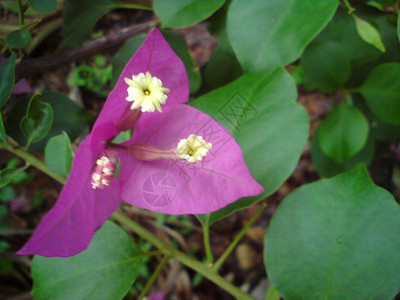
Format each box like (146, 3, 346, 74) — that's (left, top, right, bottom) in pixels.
(176, 134, 212, 163)
(124, 72, 169, 113)
(91, 155, 117, 189)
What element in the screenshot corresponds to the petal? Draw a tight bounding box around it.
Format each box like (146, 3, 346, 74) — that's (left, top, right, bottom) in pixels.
(118, 105, 264, 214)
(17, 136, 122, 257)
(93, 28, 189, 132)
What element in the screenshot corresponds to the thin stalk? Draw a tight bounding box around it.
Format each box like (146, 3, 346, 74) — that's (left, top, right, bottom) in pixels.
(1, 138, 66, 185)
(342, 0, 355, 14)
(113, 212, 256, 300)
(112, 3, 153, 11)
(16, 0, 24, 26)
(212, 203, 267, 272)
(203, 214, 214, 263)
(138, 254, 171, 300)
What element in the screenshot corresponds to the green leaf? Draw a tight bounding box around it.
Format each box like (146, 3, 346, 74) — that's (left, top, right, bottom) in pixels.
(112, 35, 146, 87)
(302, 41, 350, 92)
(265, 165, 400, 300)
(31, 0, 57, 13)
(318, 102, 369, 163)
(21, 95, 54, 145)
(227, 0, 338, 72)
(0, 186, 16, 202)
(153, 0, 225, 29)
(204, 47, 242, 90)
(60, 0, 119, 49)
(312, 128, 375, 178)
(398, 13, 400, 43)
(0, 168, 21, 189)
(45, 133, 73, 178)
(193, 69, 309, 225)
(0, 53, 15, 109)
(353, 15, 386, 53)
(32, 222, 147, 300)
(208, 2, 235, 55)
(359, 63, 400, 125)
(161, 30, 201, 93)
(6, 91, 93, 152)
(5, 29, 32, 49)
(0, 114, 5, 144)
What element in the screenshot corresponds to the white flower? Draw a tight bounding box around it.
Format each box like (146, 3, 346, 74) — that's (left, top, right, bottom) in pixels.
(176, 134, 212, 163)
(124, 72, 169, 113)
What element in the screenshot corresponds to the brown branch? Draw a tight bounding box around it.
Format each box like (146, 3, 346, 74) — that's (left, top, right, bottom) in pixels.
(15, 19, 155, 79)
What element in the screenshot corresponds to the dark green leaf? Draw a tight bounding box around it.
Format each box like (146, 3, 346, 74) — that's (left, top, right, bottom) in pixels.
(6, 91, 93, 152)
(227, 0, 338, 72)
(0, 186, 16, 202)
(153, 0, 225, 29)
(398, 13, 400, 43)
(318, 102, 369, 163)
(312, 128, 375, 178)
(32, 222, 147, 300)
(60, 0, 119, 49)
(45, 133, 73, 178)
(31, 0, 57, 13)
(302, 41, 350, 92)
(0, 168, 20, 189)
(359, 63, 400, 125)
(204, 47, 242, 90)
(21, 95, 54, 144)
(353, 15, 386, 53)
(112, 35, 146, 87)
(265, 165, 400, 300)
(0, 114, 5, 143)
(0, 257, 13, 275)
(161, 30, 201, 93)
(193, 69, 309, 225)
(5, 29, 32, 49)
(0, 53, 15, 109)
(208, 2, 234, 55)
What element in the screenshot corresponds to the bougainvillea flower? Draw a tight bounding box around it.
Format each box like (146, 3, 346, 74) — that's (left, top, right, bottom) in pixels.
(18, 28, 263, 258)
(18, 28, 188, 257)
(117, 104, 264, 214)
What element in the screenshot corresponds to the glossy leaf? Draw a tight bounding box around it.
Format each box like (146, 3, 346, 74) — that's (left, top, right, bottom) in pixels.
(204, 47, 242, 90)
(21, 95, 54, 144)
(359, 63, 400, 124)
(0, 53, 15, 109)
(354, 15, 386, 53)
(302, 41, 350, 92)
(5, 29, 32, 49)
(193, 69, 308, 225)
(153, 0, 225, 29)
(0, 114, 5, 143)
(45, 133, 73, 178)
(312, 128, 375, 178)
(32, 222, 146, 300)
(60, 0, 119, 48)
(31, 0, 57, 13)
(227, 0, 338, 72)
(265, 165, 400, 300)
(318, 102, 369, 163)
(6, 91, 93, 152)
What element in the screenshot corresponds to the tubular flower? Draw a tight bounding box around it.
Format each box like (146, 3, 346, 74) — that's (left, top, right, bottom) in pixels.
(17, 28, 263, 258)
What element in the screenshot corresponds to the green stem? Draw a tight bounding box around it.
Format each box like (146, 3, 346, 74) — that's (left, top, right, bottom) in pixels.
(113, 212, 256, 300)
(16, 0, 24, 26)
(203, 214, 214, 263)
(112, 4, 153, 11)
(138, 254, 171, 300)
(342, 0, 355, 14)
(1, 138, 66, 185)
(212, 203, 267, 272)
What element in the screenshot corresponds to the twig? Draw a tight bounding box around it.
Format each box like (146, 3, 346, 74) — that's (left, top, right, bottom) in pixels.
(15, 19, 155, 79)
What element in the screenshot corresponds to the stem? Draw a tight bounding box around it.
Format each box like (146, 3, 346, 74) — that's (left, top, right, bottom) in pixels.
(112, 3, 153, 11)
(212, 203, 266, 272)
(16, 0, 24, 26)
(1, 138, 66, 185)
(138, 254, 171, 300)
(113, 212, 256, 300)
(342, 0, 355, 14)
(203, 214, 214, 263)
